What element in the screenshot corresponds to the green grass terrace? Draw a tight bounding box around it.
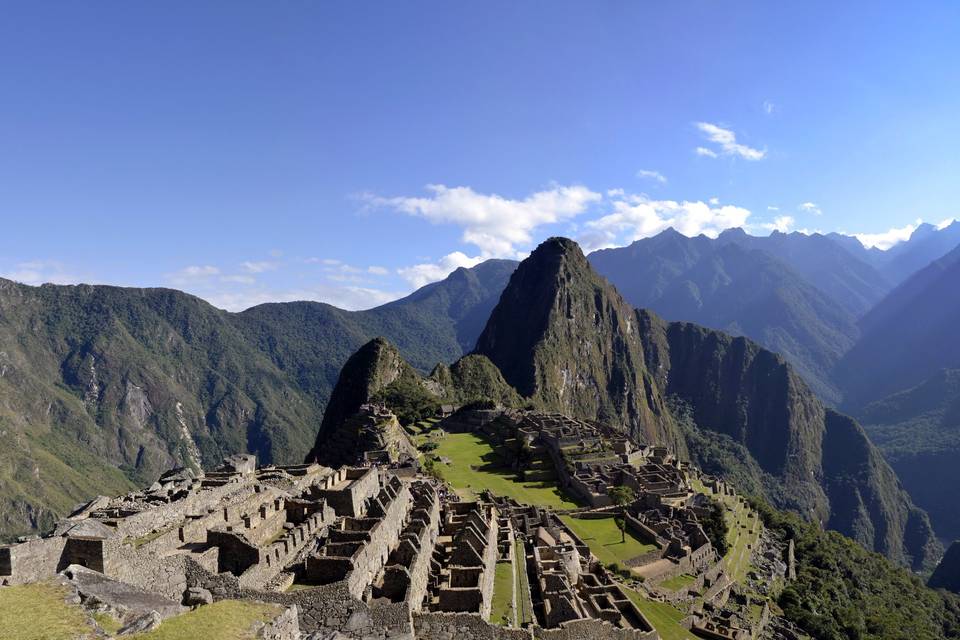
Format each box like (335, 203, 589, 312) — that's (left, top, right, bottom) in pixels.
(0, 581, 283, 640)
(559, 515, 658, 570)
(429, 431, 580, 509)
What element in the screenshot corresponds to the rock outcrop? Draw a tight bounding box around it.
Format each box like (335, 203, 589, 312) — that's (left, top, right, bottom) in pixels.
(304, 338, 421, 466)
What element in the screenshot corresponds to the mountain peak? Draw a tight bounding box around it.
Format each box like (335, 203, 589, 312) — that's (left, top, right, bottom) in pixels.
(529, 236, 588, 262)
(718, 226, 749, 239)
(474, 237, 678, 446)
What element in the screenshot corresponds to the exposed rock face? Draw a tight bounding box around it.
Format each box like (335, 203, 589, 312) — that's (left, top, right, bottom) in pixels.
(638, 315, 829, 521)
(472, 237, 940, 571)
(930, 541, 960, 594)
(473, 237, 679, 450)
(589, 229, 872, 404)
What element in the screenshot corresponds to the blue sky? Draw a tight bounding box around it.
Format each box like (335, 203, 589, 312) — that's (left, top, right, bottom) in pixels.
(2, 2, 959, 310)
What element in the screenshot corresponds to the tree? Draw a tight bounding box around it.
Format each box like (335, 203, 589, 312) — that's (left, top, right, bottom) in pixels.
(608, 485, 636, 543)
(699, 496, 729, 556)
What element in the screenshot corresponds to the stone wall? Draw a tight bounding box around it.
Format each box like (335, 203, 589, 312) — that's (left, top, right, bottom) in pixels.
(413, 612, 659, 640)
(257, 605, 301, 640)
(188, 560, 414, 637)
(105, 541, 191, 601)
(0, 536, 66, 584)
(320, 467, 382, 517)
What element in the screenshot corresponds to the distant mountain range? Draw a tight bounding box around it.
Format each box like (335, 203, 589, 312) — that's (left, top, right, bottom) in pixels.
(0, 259, 514, 540)
(1, 219, 958, 556)
(589, 229, 870, 403)
(589, 221, 960, 407)
(836, 243, 960, 409)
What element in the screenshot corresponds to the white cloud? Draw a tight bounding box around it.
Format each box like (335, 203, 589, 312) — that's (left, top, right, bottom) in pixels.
(241, 261, 277, 273)
(767, 205, 780, 212)
(763, 100, 776, 115)
(937, 217, 956, 230)
(203, 285, 402, 313)
(397, 251, 484, 289)
(581, 194, 751, 251)
(853, 219, 922, 250)
(799, 202, 822, 216)
(166, 265, 220, 286)
(636, 169, 667, 184)
(220, 275, 256, 285)
(694, 122, 766, 160)
(367, 266, 389, 276)
(758, 215, 795, 233)
(709, 197, 720, 205)
(365, 184, 602, 257)
(0, 260, 90, 286)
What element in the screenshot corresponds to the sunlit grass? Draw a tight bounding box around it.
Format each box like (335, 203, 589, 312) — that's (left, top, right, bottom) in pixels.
(622, 587, 695, 640)
(0, 581, 92, 640)
(432, 432, 579, 509)
(560, 515, 658, 567)
(489, 561, 515, 626)
(128, 601, 283, 640)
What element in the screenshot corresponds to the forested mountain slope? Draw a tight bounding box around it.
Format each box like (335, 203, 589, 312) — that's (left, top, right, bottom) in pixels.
(0, 259, 516, 540)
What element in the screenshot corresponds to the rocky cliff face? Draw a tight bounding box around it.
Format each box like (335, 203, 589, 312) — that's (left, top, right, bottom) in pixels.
(304, 337, 420, 466)
(930, 541, 960, 594)
(473, 237, 940, 571)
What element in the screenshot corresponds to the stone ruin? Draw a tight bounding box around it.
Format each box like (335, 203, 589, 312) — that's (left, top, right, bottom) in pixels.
(1, 406, 795, 640)
(1, 449, 662, 639)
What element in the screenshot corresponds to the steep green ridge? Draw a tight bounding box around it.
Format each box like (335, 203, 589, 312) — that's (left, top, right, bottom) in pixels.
(303, 338, 418, 466)
(859, 369, 960, 541)
(0, 279, 324, 540)
(472, 237, 939, 570)
(474, 236, 681, 450)
(0, 259, 515, 540)
(234, 259, 517, 396)
(589, 229, 873, 403)
(306, 337, 521, 467)
(930, 541, 960, 594)
(837, 244, 960, 409)
(753, 499, 960, 640)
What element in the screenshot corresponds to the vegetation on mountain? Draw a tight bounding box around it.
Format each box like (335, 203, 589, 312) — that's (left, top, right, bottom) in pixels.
(697, 497, 729, 557)
(0, 280, 322, 540)
(859, 368, 960, 541)
(0, 259, 515, 540)
(753, 498, 960, 640)
(474, 236, 681, 450)
(837, 244, 960, 409)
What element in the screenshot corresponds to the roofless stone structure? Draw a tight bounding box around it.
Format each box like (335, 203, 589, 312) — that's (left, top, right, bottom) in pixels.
(0, 448, 662, 639)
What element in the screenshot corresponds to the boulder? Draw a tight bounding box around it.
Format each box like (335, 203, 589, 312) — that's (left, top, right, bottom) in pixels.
(182, 586, 214, 607)
(118, 610, 162, 635)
